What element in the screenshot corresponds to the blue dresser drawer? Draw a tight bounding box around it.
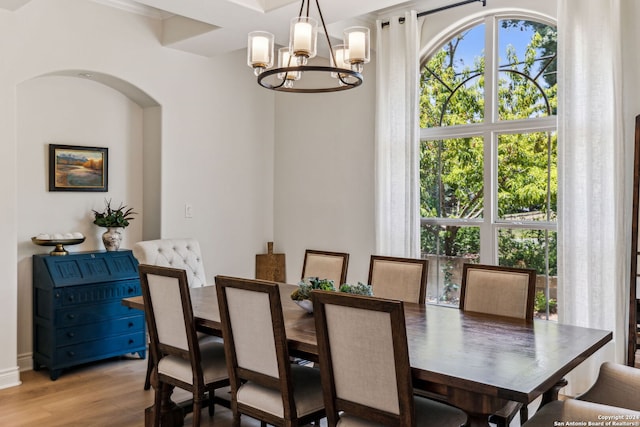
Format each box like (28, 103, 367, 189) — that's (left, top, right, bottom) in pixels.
(55, 332, 146, 367)
(58, 280, 140, 307)
(56, 315, 145, 346)
(57, 301, 141, 327)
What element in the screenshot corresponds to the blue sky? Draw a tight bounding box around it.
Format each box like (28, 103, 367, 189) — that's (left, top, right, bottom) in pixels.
(453, 21, 537, 71)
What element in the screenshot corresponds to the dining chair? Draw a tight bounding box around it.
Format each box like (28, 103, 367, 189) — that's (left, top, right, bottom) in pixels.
(133, 238, 208, 288)
(215, 275, 326, 427)
(138, 264, 230, 427)
(459, 263, 537, 321)
(311, 290, 468, 427)
(368, 255, 428, 304)
(301, 249, 349, 287)
(459, 262, 537, 426)
(522, 362, 640, 426)
(133, 238, 213, 390)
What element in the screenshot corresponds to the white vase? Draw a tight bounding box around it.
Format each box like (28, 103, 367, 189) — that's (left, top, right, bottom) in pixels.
(294, 299, 314, 314)
(102, 227, 123, 251)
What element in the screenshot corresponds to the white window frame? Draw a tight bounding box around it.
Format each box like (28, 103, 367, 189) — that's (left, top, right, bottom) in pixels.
(419, 13, 558, 306)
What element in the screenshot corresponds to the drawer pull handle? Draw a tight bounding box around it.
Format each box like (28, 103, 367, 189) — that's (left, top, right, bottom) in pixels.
(67, 314, 76, 319)
(128, 287, 134, 294)
(68, 296, 74, 302)
(67, 351, 75, 357)
(128, 322, 134, 327)
(55, 292, 61, 298)
(67, 332, 75, 338)
(128, 339, 134, 345)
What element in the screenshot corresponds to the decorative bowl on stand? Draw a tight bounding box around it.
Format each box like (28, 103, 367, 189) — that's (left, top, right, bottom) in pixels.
(31, 236, 86, 256)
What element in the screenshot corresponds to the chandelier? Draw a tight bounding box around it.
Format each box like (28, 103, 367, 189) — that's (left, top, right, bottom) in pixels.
(247, 0, 370, 93)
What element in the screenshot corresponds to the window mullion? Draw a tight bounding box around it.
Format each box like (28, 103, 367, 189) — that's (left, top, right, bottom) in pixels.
(480, 16, 498, 265)
(484, 16, 497, 124)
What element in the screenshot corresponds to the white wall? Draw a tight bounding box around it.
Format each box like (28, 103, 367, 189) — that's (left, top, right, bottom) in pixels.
(273, 62, 377, 285)
(0, 8, 20, 389)
(1, 0, 275, 387)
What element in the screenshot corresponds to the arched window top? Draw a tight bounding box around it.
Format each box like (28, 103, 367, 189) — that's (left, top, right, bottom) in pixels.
(420, 17, 557, 128)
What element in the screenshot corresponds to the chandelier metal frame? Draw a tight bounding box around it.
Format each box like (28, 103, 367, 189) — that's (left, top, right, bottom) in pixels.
(249, 0, 368, 93)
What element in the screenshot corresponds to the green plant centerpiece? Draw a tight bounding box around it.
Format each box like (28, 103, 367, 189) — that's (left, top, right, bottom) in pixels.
(92, 199, 136, 252)
(291, 277, 335, 300)
(291, 277, 373, 313)
(339, 282, 373, 296)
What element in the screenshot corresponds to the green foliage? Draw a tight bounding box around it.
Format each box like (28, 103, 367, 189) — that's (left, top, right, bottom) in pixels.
(291, 277, 336, 301)
(419, 19, 558, 261)
(92, 199, 136, 228)
(534, 291, 557, 314)
(291, 278, 375, 301)
(498, 229, 558, 275)
(339, 282, 373, 296)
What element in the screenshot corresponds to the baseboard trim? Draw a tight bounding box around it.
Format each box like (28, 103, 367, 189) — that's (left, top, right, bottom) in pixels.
(17, 352, 32, 372)
(0, 366, 22, 390)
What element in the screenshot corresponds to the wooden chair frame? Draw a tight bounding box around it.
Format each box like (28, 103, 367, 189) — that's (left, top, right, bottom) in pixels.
(139, 264, 229, 427)
(301, 249, 350, 286)
(368, 255, 428, 304)
(459, 263, 537, 322)
(215, 275, 325, 427)
(312, 290, 416, 426)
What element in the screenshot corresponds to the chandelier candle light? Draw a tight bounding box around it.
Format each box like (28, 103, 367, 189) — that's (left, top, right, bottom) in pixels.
(247, 0, 370, 93)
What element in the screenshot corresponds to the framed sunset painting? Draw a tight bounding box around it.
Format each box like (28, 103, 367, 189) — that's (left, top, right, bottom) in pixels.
(49, 144, 108, 192)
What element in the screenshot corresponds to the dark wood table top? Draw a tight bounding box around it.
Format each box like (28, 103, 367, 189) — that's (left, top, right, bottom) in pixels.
(123, 282, 612, 423)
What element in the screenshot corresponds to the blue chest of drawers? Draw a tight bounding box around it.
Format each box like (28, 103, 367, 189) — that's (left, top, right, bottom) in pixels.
(32, 250, 146, 380)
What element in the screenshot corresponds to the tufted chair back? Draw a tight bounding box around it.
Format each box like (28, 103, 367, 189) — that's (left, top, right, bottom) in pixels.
(133, 238, 208, 288)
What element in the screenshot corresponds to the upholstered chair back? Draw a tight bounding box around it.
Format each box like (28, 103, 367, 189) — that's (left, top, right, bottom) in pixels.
(215, 276, 325, 426)
(145, 269, 190, 351)
(368, 256, 428, 304)
(522, 363, 640, 427)
(577, 362, 640, 411)
(460, 263, 537, 321)
(301, 250, 349, 286)
(224, 285, 279, 377)
(133, 238, 207, 287)
(312, 291, 415, 426)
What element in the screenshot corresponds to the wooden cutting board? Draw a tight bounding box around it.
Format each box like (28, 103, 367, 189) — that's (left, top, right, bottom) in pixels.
(255, 242, 286, 282)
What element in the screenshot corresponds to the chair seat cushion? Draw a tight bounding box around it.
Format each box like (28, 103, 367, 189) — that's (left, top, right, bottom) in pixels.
(236, 364, 323, 418)
(336, 395, 468, 427)
(158, 340, 228, 385)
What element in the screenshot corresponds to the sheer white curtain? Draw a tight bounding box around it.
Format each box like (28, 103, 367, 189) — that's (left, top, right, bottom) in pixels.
(375, 11, 421, 258)
(558, 0, 628, 394)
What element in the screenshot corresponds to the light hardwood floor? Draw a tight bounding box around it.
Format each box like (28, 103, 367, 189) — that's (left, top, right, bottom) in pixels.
(0, 356, 278, 427)
(7, 350, 633, 427)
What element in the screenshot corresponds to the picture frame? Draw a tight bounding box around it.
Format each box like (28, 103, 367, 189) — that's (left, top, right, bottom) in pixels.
(49, 144, 108, 192)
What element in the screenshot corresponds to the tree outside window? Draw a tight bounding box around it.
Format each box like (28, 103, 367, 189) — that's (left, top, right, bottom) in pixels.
(419, 16, 558, 319)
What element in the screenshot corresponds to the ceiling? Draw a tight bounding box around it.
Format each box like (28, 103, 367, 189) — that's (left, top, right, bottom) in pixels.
(1, 0, 476, 58)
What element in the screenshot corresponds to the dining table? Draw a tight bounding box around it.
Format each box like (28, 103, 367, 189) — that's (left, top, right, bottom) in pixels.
(122, 282, 612, 427)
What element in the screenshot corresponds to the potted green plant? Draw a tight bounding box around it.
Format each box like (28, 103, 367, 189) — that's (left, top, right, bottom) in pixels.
(92, 199, 136, 251)
(291, 278, 374, 313)
(291, 277, 335, 313)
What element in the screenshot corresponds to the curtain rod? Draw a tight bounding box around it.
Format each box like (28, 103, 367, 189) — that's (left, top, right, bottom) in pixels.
(380, 0, 487, 28)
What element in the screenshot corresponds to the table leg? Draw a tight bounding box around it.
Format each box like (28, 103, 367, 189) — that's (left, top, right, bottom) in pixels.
(144, 371, 184, 427)
(467, 413, 492, 427)
(540, 378, 568, 409)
